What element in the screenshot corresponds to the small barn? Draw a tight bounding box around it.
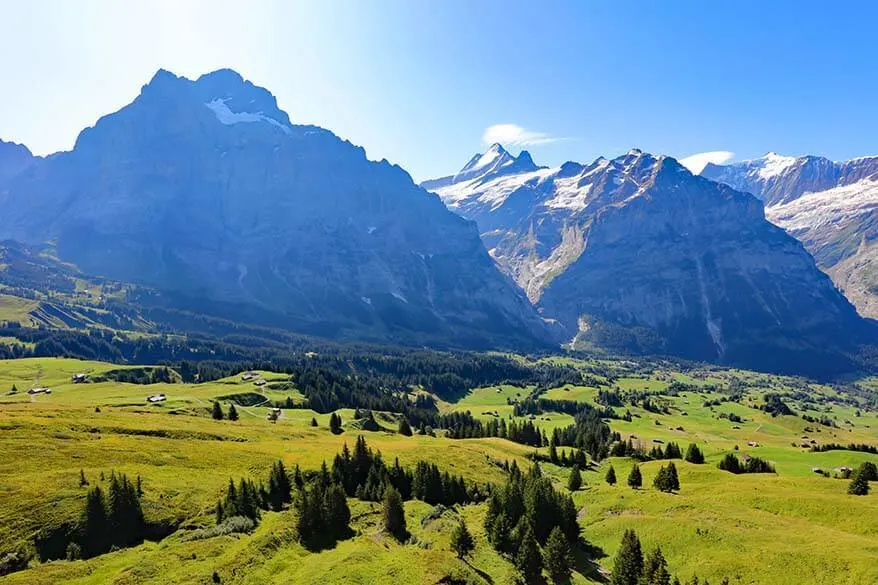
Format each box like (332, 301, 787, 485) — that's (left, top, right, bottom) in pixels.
(146, 393, 167, 403)
(28, 387, 51, 395)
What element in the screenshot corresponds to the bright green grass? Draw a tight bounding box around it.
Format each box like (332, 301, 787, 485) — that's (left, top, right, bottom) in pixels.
(0, 357, 876, 585)
(0, 294, 37, 325)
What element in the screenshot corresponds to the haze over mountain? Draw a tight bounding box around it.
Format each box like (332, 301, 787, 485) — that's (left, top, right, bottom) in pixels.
(424, 145, 871, 375)
(703, 154, 878, 318)
(0, 69, 548, 349)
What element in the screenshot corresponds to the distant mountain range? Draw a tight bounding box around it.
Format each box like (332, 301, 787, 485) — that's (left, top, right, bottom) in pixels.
(423, 145, 873, 375)
(703, 154, 878, 318)
(0, 70, 547, 350)
(0, 69, 874, 376)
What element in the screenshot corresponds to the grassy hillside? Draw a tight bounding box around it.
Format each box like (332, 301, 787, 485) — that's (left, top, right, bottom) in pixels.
(0, 357, 876, 585)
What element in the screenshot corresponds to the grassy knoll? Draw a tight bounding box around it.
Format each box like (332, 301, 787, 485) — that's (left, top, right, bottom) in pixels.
(0, 357, 876, 585)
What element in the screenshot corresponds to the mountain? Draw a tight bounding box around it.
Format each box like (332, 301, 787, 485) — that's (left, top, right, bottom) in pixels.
(424, 147, 872, 375)
(703, 154, 878, 318)
(0, 139, 35, 184)
(0, 69, 548, 349)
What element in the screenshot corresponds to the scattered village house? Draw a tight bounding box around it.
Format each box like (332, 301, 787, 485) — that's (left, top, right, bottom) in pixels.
(72, 373, 87, 383)
(28, 387, 51, 395)
(146, 393, 167, 403)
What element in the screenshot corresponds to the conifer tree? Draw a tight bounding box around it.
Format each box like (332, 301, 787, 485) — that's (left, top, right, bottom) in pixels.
(9, 384, 17, 394)
(568, 465, 582, 491)
(627, 464, 642, 488)
(211, 401, 224, 420)
(450, 518, 475, 559)
(606, 465, 617, 485)
(79, 469, 89, 487)
(398, 418, 413, 436)
(848, 467, 870, 495)
(329, 412, 343, 434)
(858, 461, 877, 481)
(323, 483, 351, 538)
(544, 526, 572, 583)
(81, 485, 109, 557)
(228, 403, 239, 421)
(666, 462, 680, 492)
(685, 443, 704, 464)
(310, 417, 318, 427)
(383, 486, 407, 540)
(611, 528, 643, 585)
(515, 524, 543, 583)
(642, 546, 671, 585)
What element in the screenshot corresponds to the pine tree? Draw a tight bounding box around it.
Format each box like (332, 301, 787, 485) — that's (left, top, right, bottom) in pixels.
(323, 483, 351, 538)
(9, 384, 17, 394)
(685, 443, 704, 464)
(228, 403, 239, 421)
(848, 467, 870, 495)
(549, 435, 559, 464)
(450, 518, 475, 559)
(329, 412, 343, 435)
(79, 469, 88, 487)
(81, 485, 109, 557)
(858, 461, 877, 481)
(136, 475, 143, 496)
(606, 465, 617, 485)
(544, 526, 572, 583)
(611, 529, 643, 585)
(383, 486, 407, 541)
(666, 462, 680, 492)
(211, 401, 224, 420)
(398, 418, 413, 436)
(310, 417, 318, 427)
(642, 546, 671, 585)
(627, 464, 642, 488)
(568, 465, 582, 491)
(515, 525, 543, 583)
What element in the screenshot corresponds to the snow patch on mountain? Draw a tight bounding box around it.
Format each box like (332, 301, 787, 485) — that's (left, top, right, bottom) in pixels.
(205, 98, 291, 134)
(766, 178, 878, 233)
(756, 152, 799, 180)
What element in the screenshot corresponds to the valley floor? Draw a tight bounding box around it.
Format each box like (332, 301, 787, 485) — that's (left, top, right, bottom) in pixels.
(0, 357, 876, 585)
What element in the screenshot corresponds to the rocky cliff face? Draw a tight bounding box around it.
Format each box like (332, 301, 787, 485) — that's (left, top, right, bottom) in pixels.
(0, 69, 548, 349)
(704, 154, 878, 318)
(425, 148, 870, 374)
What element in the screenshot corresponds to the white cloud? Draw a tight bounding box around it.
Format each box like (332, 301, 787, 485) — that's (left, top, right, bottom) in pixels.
(482, 123, 559, 147)
(679, 150, 735, 174)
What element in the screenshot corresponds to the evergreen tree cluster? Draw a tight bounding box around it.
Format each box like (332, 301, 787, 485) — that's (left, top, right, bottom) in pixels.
(78, 472, 145, 558)
(848, 461, 876, 496)
(717, 454, 775, 474)
(329, 412, 343, 434)
(294, 475, 351, 548)
(216, 478, 264, 523)
(611, 529, 723, 585)
(483, 462, 579, 581)
(610, 439, 685, 462)
(330, 436, 482, 506)
(653, 462, 680, 493)
(684, 443, 705, 464)
(810, 443, 877, 455)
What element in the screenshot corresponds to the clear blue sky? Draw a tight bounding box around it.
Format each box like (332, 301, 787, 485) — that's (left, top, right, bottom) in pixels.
(1, 0, 877, 181)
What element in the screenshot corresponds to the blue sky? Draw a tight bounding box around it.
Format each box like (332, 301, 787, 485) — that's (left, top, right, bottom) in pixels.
(1, 0, 877, 181)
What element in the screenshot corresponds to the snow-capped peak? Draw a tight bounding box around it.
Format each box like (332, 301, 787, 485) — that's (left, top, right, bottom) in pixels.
(756, 152, 799, 179)
(205, 97, 292, 134)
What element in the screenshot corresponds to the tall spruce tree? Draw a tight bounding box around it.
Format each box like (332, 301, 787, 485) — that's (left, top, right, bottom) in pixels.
(642, 546, 671, 585)
(515, 525, 543, 583)
(211, 401, 224, 420)
(383, 487, 407, 541)
(81, 485, 109, 557)
(627, 464, 642, 488)
(450, 519, 475, 559)
(606, 465, 617, 485)
(544, 526, 573, 583)
(398, 418, 413, 436)
(610, 529, 643, 585)
(329, 413, 343, 434)
(685, 443, 704, 464)
(568, 465, 583, 491)
(848, 467, 870, 495)
(228, 403, 239, 421)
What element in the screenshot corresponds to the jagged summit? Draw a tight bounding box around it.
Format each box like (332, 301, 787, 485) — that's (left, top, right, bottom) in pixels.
(0, 69, 549, 350)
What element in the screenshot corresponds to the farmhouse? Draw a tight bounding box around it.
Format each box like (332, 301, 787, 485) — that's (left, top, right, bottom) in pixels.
(266, 407, 281, 422)
(254, 378, 267, 387)
(241, 371, 257, 381)
(146, 393, 167, 403)
(27, 387, 51, 395)
(72, 373, 87, 383)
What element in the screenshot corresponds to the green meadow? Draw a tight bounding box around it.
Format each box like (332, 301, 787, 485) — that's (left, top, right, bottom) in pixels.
(0, 357, 876, 584)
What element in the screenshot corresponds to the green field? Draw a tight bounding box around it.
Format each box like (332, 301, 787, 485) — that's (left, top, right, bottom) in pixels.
(0, 357, 876, 584)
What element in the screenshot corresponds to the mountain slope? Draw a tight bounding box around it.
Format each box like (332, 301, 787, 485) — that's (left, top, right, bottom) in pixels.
(704, 154, 878, 318)
(424, 148, 871, 375)
(0, 139, 35, 184)
(0, 69, 548, 349)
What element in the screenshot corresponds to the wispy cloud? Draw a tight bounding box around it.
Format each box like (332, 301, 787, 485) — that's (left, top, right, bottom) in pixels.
(482, 123, 560, 147)
(679, 150, 735, 174)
